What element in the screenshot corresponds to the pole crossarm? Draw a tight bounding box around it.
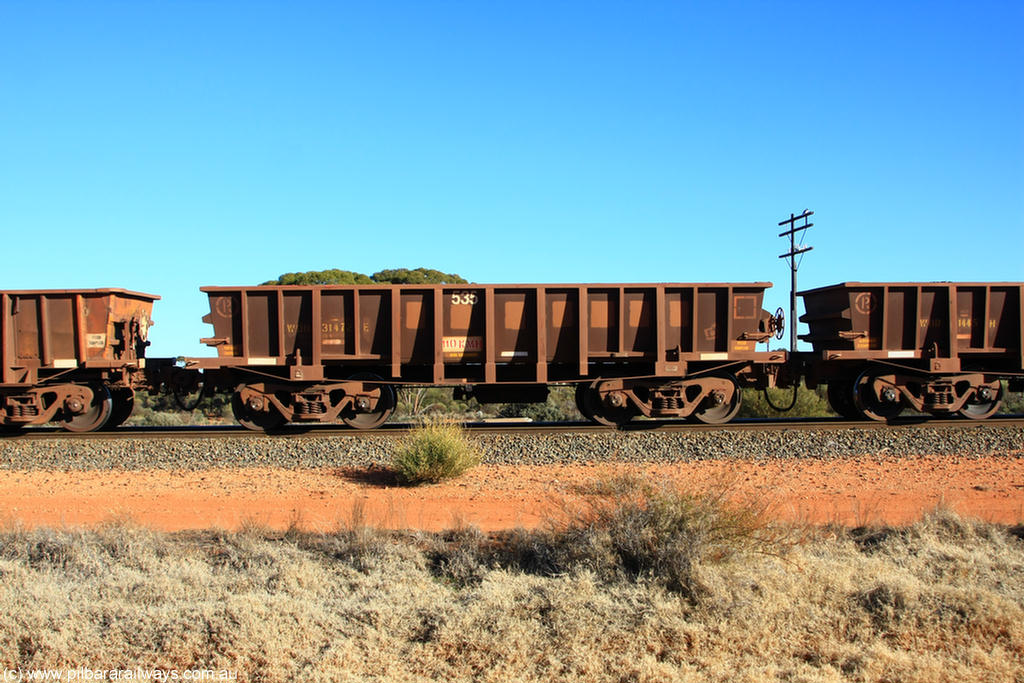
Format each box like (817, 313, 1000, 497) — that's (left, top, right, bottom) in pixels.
(778, 209, 814, 227)
(779, 246, 813, 259)
(778, 223, 814, 237)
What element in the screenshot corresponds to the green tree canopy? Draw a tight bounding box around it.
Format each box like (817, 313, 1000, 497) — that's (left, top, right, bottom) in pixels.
(262, 269, 374, 286)
(371, 268, 467, 284)
(263, 267, 467, 286)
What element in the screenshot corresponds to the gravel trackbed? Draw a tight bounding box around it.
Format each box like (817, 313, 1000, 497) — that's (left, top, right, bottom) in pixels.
(0, 424, 1021, 532)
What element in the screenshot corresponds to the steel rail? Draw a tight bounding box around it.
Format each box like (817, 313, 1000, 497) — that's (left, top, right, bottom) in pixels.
(4, 415, 1023, 442)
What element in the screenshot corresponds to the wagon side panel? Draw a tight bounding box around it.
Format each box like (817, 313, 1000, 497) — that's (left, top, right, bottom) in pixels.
(202, 289, 244, 359)
(799, 281, 1023, 371)
(3, 289, 157, 375)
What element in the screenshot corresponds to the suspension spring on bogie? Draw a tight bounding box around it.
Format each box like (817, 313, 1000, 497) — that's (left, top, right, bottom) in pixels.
(923, 385, 954, 410)
(653, 396, 681, 411)
(5, 398, 39, 418)
(294, 397, 327, 416)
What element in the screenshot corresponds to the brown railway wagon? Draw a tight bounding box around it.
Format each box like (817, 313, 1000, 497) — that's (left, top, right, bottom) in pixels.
(191, 283, 786, 429)
(798, 282, 1024, 420)
(0, 289, 159, 432)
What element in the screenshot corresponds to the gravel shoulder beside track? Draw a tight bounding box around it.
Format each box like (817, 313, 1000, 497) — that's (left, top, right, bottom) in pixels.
(1, 424, 1021, 471)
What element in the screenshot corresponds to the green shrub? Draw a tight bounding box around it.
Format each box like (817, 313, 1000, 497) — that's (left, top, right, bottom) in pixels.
(739, 383, 836, 418)
(496, 386, 583, 422)
(1000, 383, 1024, 414)
(124, 391, 232, 426)
(392, 387, 486, 421)
(391, 420, 482, 485)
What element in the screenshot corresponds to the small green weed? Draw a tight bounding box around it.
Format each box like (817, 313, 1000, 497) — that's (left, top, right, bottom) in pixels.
(391, 419, 482, 485)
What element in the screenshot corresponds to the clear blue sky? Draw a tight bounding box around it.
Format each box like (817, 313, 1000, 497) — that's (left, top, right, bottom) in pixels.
(2, 1, 1021, 357)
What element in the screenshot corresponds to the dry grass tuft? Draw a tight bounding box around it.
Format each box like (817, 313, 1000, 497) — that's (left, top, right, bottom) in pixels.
(0, 491, 1022, 681)
(390, 418, 482, 485)
(480, 475, 798, 600)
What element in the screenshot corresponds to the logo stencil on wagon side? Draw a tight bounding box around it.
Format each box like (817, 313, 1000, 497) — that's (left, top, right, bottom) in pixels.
(854, 292, 876, 315)
(215, 297, 234, 318)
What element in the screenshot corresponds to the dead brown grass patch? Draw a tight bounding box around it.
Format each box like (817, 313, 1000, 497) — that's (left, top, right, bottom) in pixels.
(0, 487, 1021, 681)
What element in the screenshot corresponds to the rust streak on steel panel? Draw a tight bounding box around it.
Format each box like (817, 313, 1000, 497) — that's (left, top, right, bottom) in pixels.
(535, 288, 547, 383)
(578, 286, 588, 377)
(484, 286, 496, 383)
(1, 293, 8, 383)
(948, 285, 958, 360)
(312, 288, 322, 368)
(726, 285, 733, 352)
(691, 286, 699, 353)
(433, 288, 443, 383)
(617, 286, 625, 355)
(390, 288, 401, 379)
(655, 285, 666, 375)
(74, 294, 85, 362)
(1019, 285, 1023, 364)
(881, 285, 890, 351)
(240, 290, 250, 361)
(276, 289, 285, 361)
(352, 288, 362, 359)
(983, 286, 991, 351)
(39, 295, 50, 368)
(914, 286, 922, 350)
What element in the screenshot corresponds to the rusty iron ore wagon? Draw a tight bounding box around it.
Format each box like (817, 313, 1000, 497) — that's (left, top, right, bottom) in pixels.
(4, 280, 1021, 433)
(798, 282, 1024, 420)
(189, 282, 787, 429)
(0, 289, 161, 432)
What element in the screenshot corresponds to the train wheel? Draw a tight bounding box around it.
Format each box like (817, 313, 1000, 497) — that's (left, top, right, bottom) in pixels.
(852, 369, 903, 421)
(580, 382, 636, 427)
(341, 374, 396, 430)
(104, 388, 136, 429)
(62, 384, 113, 432)
(826, 380, 860, 420)
(574, 383, 596, 421)
(692, 374, 742, 424)
(959, 381, 1003, 420)
(232, 391, 286, 431)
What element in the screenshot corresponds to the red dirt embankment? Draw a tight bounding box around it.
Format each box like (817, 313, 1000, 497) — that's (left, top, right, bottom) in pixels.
(1, 454, 1022, 532)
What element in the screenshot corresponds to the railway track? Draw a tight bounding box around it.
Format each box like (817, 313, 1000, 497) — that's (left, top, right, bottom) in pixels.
(5, 414, 1024, 441)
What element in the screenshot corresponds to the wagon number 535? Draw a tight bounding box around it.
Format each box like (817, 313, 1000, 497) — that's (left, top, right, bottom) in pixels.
(451, 291, 478, 305)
